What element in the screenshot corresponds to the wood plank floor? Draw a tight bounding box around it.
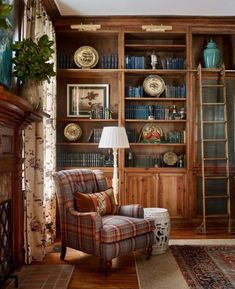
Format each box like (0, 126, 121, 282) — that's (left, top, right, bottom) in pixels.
(40, 229, 235, 289)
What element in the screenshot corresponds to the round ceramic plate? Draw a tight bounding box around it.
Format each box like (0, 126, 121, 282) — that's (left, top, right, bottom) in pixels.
(142, 124, 163, 143)
(143, 75, 165, 97)
(64, 123, 82, 141)
(163, 151, 178, 166)
(74, 46, 99, 69)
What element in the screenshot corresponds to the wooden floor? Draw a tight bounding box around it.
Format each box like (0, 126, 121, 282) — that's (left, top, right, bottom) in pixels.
(40, 229, 235, 289)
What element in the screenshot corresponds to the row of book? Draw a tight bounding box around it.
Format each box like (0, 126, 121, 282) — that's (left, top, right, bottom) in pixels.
(57, 151, 186, 168)
(100, 54, 118, 69)
(57, 153, 106, 167)
(165, 130, 186, 144)
(125, 153, 186, 168)
(164, 84, 186, 98)
(87, 128, 103, 143)
(125, 83, 186, 98)
(57, 53, 185, 70)
(125, 105, 185, 120)
(126, 129, 139, 143)
(161, 57, 185, 69)
(125, 56, 147, 69)
(57, 53, 74, 69)
(57, 53, 118, 69)
(125, 55, 186, 69)
(85, 128, 185, 144)
(125, 86, 144, 97)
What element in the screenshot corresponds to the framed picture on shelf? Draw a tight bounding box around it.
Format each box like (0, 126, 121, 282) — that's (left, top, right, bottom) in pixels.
(67, 84, 109, 117)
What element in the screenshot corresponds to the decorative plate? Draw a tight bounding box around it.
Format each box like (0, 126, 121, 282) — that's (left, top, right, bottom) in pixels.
(141, 124, 163, 143)
(64, 123, 82, 141)
(74, 46, 99, 69)
(143, 75, 165, 97)
(163, 151, 178, 166)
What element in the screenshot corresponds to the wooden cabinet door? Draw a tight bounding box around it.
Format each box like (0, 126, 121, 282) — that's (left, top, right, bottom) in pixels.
(159, 173, 186, 218)
(123, 172, 186, 218)
(122, 172, 159, 207)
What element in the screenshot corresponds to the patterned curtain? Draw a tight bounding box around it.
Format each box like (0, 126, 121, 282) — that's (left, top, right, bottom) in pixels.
(23, 0, 57, 263)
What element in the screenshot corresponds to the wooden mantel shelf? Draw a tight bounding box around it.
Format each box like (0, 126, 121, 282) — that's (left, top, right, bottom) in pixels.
(0, 85, 45, 127)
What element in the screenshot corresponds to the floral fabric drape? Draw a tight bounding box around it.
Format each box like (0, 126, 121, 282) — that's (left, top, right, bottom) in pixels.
(23, 0, 56, 263)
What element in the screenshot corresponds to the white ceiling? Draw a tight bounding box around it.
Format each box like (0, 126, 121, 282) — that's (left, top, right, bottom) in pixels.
(54, 0, 235, 16)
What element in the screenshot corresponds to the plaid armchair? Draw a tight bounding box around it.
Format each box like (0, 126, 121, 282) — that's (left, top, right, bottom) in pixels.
(54, 169, 155, 274)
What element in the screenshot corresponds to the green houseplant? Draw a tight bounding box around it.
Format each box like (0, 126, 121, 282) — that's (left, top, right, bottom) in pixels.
(12, 34, 56, 108)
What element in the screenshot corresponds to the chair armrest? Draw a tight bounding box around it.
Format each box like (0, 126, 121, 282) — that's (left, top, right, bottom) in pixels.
(116, 204, 144, 218)
(69, 208, 103, 231)
(61, 208, 103, 251)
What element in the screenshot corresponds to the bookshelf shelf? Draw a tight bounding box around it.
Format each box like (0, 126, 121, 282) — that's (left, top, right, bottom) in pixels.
(129, 143, 186, 146)
(57, 166, 113, 172)
(124, 69, 187, 74)
(57, 68, 120, 76)
(57, 118, 118, 122)
(125, 44, 186, 51)
(57, 142, 99, 146)
(125, 97, 186, 101)
(125, 119, 187, 123)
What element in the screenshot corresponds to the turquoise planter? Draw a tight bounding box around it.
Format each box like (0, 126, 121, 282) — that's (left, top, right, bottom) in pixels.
(203, 39, 221, 68)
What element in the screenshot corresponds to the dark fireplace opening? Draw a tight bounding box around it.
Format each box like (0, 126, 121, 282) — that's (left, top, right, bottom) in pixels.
(0, 200, 18, 288)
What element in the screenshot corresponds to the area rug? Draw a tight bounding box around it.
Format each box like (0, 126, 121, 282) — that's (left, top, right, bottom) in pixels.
(171, 245, 235, 289)
(135, 239, 235, 289)
(5, 264, 74, 289)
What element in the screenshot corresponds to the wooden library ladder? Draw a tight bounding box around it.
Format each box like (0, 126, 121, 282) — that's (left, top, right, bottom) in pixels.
(197, 63, 231, 234)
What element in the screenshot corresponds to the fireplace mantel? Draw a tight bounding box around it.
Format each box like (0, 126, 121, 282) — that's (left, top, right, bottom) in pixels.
(0, 85, 43, 269)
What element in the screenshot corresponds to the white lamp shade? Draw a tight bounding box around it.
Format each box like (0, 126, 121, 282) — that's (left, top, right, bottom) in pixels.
(98, 126, 130, 148)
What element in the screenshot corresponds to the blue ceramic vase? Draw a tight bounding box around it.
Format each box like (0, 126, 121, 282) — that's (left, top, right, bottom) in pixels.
(203, 39, 221, 68)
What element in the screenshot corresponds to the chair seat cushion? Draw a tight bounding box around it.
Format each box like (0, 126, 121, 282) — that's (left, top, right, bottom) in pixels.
(100, 215, 154, 243)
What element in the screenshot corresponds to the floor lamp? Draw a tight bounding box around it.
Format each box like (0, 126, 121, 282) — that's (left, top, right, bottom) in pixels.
(99, 126, 130, 203)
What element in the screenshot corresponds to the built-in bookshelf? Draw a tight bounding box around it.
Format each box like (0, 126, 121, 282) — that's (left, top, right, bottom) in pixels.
(123, 31, 187, 169)
(55, 17, 235, 224)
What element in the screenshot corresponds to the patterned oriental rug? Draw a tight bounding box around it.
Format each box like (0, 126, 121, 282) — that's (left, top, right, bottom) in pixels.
(171, 245, 235, 289)
(135, 240, 235, 289)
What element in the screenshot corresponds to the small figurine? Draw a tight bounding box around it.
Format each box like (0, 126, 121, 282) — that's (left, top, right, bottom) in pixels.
(148, 105, 155, 120)
(150, 51, 159, 69)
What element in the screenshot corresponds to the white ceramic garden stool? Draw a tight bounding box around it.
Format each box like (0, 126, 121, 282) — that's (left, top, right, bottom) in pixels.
(144, 207, 171, 255)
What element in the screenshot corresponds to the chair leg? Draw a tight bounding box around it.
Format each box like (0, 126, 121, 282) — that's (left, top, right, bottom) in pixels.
(60, 245, 67, 260)
(103, 259, 112, 276)
(146, 245, 152, 259)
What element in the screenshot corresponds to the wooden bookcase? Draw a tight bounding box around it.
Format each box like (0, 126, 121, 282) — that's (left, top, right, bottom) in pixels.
(55, 17, 235, 228)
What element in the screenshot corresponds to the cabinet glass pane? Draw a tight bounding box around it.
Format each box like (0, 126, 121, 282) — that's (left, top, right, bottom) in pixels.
(197, 79, 234, 165)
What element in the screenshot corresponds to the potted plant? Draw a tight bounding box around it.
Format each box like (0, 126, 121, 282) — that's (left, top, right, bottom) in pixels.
(12, 34, 56, 108)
